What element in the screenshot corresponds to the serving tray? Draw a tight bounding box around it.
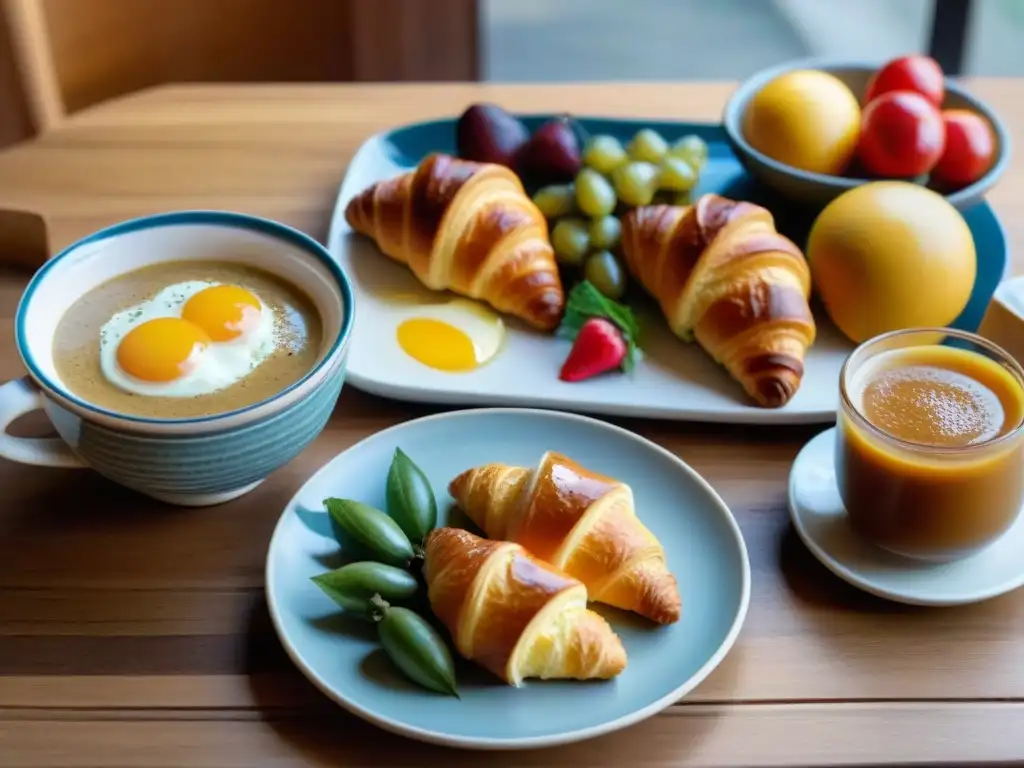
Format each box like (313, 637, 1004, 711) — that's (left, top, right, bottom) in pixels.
(327, 115, 1009, 425)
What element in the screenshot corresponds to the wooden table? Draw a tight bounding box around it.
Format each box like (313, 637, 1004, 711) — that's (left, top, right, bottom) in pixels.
(0, 82, 1022, 768)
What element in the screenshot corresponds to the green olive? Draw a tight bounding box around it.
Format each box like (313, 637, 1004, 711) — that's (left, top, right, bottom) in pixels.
(324, 498, 414, 567)
(584, 250, 628, 300)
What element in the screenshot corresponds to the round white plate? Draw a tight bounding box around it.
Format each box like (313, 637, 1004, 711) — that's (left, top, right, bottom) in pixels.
(789, 427, 1024, 606)
(265, 408, 750, 749)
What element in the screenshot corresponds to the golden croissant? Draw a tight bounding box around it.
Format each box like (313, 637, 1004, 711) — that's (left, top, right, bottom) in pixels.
(345, 152, 565, 331)
(621, 194, 816, 408)
(423, 527, 627, 686)
(448, 452, 681, 625)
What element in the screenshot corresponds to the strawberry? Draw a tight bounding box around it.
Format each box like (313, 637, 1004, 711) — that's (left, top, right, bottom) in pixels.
(555, 279, 640, 382)
(559, 317, 627, 382)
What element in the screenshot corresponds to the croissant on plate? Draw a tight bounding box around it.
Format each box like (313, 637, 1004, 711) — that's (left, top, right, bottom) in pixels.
(422, 527, 627, 686)
(448, 452, 681, 625)
(621, 194, 816, 408)
(344, 152, 565, 331)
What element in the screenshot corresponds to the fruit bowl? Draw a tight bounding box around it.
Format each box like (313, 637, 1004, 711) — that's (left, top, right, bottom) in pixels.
(722, 57, 1011, 210)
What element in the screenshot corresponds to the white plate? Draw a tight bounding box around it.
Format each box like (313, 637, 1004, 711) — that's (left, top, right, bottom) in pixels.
(788, 428, 1024, 606)
(325, 120, 1002, 425)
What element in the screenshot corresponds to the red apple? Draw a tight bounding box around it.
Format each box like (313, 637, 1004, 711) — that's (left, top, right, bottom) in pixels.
(857, 90, 945, 178)
(865, 55, 945, 107)
(931, 109, 997, 188)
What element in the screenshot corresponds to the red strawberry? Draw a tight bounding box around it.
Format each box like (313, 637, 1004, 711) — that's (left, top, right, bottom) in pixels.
(559, 318, 627, 382)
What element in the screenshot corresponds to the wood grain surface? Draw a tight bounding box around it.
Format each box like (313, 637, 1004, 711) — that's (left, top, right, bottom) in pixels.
(0, 82, 1021, 767)
(0, 0, 481, 148)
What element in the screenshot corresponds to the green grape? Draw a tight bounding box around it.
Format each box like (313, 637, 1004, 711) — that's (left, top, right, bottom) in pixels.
(612, 161, 659, 207)
(550, 218, 590, 267)
(584, 250, 627, 300)
(582, 135, 628, 174)
(574, 169, 617, 217)
(532, 184, 577, 219)
(669, 134, 709, 170)
(627, 128, 669, 163)
(588, 215, 621, 250)
(658, 156, 697, 192)
(652, 189, 693, 206)
(671, 190, 692, 206)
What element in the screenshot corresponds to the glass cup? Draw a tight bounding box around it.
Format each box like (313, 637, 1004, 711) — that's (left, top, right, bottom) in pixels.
(836, 328, 1024, 562)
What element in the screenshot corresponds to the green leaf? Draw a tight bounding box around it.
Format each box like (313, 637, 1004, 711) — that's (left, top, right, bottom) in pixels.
(556, 280, 641, 372)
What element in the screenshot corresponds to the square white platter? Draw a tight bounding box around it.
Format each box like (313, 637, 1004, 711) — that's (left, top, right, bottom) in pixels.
(325, 117, 1005, 426)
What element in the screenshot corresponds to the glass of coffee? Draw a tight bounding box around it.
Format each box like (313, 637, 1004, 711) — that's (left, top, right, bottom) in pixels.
(837, 328, 1024, 561)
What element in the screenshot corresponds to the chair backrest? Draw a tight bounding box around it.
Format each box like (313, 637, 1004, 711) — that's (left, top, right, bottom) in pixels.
(3, 0, 63, 133)
(0, 0, 480, 143)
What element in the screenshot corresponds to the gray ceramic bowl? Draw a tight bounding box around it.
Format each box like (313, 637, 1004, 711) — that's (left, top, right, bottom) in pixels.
(722, 57, 1011, 210)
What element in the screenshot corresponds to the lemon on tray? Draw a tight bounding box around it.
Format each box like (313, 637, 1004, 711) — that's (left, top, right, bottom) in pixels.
(807, 181, 977, 344)
(742, 69, 861, 175)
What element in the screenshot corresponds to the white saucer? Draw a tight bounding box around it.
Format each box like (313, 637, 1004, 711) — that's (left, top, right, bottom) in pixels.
(788, 428, 1024, 606)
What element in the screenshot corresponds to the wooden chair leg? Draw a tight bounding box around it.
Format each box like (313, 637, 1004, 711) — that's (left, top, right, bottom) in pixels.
(2, 0, 63, 133)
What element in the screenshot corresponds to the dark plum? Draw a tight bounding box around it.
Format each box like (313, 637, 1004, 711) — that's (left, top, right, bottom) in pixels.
(520, 116, 583, 182)
(455, 103, 529, 169)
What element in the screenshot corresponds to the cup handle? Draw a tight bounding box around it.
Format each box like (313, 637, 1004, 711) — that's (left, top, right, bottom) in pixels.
(0, 377, 86, 468)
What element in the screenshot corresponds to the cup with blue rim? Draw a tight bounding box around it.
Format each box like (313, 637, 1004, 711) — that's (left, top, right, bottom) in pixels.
(0, 211, 355, 506)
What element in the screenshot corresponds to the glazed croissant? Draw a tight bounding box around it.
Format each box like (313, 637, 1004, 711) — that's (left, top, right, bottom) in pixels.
(448, 452, 681, 625)
(423, 527, 627, 686)
(621, 194, 816, 408)
(345, 152, 565, 331)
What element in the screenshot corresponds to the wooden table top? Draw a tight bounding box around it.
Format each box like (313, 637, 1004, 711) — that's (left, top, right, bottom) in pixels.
(0, 81, 1022, 768)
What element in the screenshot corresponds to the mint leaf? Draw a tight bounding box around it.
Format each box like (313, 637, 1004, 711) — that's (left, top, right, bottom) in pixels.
(556, 280, 641, 372)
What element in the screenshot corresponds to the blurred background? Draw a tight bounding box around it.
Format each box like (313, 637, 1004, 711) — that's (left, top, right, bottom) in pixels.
(484, 0, 1020, 81)
(0, 0, 1017, 149)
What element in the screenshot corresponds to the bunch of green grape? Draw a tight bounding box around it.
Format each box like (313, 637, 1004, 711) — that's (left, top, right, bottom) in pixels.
(531, 129, 709, 301)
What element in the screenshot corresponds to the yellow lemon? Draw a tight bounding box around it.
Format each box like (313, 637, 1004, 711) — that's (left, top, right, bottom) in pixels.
(742, 69, 861, 175)
(807, 181, 976, 344)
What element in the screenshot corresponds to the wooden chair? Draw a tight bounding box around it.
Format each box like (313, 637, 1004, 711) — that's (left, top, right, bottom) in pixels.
(3, 0, 61, 134)
(0, 0, 480, 140)
(0, 0, 479, 268)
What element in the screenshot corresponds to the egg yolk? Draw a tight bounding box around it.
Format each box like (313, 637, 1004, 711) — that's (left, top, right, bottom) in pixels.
(116, 317, 210, 382)
(182, 285, 262, 342)
(397, 318, 479, 372)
